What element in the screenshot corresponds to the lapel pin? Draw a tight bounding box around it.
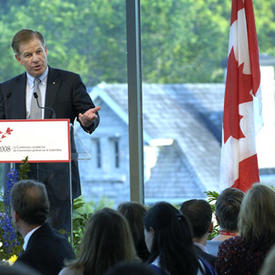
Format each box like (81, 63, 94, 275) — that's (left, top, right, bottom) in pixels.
(53, 82, 56, 85)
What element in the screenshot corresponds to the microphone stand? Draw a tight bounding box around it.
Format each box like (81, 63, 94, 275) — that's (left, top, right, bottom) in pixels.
(34, 92, 56, 119)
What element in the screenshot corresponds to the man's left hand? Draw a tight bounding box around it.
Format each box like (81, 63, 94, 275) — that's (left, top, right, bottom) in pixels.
(78, 106, 101, 128)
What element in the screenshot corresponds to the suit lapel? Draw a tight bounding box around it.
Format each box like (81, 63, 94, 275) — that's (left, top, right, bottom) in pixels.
(12, 74, 27, 118)
(45, 67, 59, 118)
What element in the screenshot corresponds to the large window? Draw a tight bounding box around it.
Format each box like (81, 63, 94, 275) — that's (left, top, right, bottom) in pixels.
(0, 0, 130, 205)
(141, 0, 275, 204)
(0, 0, 274, 206)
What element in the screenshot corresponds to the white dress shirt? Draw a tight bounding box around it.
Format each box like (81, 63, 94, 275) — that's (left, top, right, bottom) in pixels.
(23, 225, 41, 250)
(26, 66, 48, 119)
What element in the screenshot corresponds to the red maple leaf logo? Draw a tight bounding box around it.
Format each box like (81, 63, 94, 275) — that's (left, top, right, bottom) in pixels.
(223, 48, 253, 143)
(6, 128, 13, 135)
(0, 127, 13, 142)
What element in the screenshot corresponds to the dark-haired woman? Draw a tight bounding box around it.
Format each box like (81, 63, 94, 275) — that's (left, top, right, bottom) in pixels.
(144, 202, 204, 275)
(118, 201, 150, 262)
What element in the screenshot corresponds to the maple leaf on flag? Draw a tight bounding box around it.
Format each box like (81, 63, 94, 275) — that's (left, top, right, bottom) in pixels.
(220, 0, 262, 192)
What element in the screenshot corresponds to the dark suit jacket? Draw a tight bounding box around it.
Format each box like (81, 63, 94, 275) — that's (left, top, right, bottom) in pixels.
(195, 245, 217, 270)
(15, 223, 75, 275)
(0, 66, 99, 200)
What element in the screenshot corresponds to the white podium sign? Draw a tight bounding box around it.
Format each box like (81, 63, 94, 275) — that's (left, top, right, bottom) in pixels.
(0, 119, 70, 163)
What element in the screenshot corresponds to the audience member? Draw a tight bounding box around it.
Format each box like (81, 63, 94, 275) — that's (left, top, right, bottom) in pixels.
(216, 184, 275, 275)
(10, 180, 75, 275)
(206, 187, 244, 256)
(118, 201, 150, 262)
(59, 208, 137, 275)
(144, 201, 204, 275)
(259, 244, 275, 275)
(104, 261, 157, 275)
(0, 262, 41, 275)
(180, 199, 217, 270)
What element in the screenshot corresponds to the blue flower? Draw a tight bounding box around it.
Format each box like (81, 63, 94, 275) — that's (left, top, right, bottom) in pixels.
(0, 168, 22, 259)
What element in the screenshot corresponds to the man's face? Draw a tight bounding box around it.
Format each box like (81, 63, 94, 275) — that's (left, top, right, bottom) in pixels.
(15, 37, 48, 78)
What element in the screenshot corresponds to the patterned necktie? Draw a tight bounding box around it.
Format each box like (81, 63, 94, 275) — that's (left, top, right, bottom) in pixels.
(30, 78, 42, 119)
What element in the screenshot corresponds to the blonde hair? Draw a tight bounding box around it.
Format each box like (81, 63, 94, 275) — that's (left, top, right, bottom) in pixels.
(259, 245, 275, 275)
(238, 184, 275, 242)
(67, 208, 137, 275)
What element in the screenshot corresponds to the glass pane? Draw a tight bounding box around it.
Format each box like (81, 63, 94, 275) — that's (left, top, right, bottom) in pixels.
(0, 0, 129, 208)
(141, 0, 275, 204)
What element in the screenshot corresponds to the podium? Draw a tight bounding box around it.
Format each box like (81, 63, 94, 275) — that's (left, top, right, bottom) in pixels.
(0, 119, 74, 237)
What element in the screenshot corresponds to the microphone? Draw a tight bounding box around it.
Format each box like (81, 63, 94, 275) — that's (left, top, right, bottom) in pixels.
(5, 91, 12, 118)
(33, 92, 56, 119)
(6, 91, 12, 99)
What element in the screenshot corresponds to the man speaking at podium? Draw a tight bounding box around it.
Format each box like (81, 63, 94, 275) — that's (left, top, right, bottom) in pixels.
(0, 29, 100, 233)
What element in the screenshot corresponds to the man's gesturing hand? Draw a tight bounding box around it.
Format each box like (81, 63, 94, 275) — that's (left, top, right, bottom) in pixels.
(78, 106, 101, 127)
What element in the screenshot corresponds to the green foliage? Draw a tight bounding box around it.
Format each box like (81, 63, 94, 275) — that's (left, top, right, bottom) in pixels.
(254, 1, 275, 58)
(141, 0, 228, 83)
(0, 0, 273, 85)
(205, 190, 220, 239)
(205, 190, 219, 213)
(71, 196, 114, 254)
(18, 157, 30, 180)
(208, 224, 220, 240)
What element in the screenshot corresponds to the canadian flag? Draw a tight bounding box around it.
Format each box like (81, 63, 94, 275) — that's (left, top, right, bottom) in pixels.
(220, 0, 262, 192)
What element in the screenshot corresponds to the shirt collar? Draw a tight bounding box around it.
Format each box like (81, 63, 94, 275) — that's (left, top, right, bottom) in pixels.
(23, 225, 41, 250)
(194, 242, 207, 252)
(152, 257, 159, 267)
(27, 66, 49, 87)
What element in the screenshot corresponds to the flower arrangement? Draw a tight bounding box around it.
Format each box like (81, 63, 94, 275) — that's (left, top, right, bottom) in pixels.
(0, 158, 113, 261)
(0, 168, 23, 261)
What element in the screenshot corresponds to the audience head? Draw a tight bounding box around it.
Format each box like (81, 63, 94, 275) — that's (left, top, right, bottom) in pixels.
(215, 187, 244, 232)
(0, 262, 41, 275)
(180, 199, 212, 239)
(117, 201, 150, 261)
(104, 261, 157, 275)
(68, 208, 137, 275)
(238, 184, 275, 242)
(11, 29, 45, 55)
(144, 202, 198, 275)
(11, 179, 49, 227)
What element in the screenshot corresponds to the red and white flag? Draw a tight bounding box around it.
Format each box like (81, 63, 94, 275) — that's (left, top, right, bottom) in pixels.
(220, 0, 262, 192)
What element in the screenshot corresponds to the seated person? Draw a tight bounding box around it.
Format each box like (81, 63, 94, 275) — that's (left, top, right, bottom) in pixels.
(144, 201, 205, 275)
(11, 180, 75, 275)
(180, 199, 217, 270)
(59, 208, 138, 275)
(104, 261, 157, 275)
(206, 187, 244, 256)
(0, 262, 41, 275)
(259, 244, 275, 275)
(216, 184, 275, 275)
(118, 201, 150, 262)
